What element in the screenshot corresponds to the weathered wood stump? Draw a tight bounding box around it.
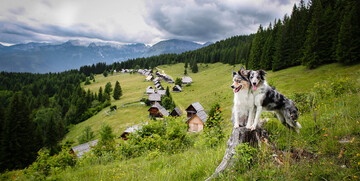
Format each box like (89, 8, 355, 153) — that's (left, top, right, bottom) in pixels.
(206, 121, 272, 181)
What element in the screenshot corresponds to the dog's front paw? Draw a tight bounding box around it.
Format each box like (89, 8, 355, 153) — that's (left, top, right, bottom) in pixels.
(245, 125, 252, 129)
(234, 124, 239, 128)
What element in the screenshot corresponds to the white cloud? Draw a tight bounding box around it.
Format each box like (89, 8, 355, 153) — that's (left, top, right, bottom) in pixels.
(0, 0, 299, 45)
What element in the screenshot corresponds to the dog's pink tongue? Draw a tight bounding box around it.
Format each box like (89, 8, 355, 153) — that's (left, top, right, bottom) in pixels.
(252, 85, 257, 91)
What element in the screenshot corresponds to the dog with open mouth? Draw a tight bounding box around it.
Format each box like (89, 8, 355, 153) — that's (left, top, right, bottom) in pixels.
(231, 66, 254, 128)
(246, 69, 302, 132)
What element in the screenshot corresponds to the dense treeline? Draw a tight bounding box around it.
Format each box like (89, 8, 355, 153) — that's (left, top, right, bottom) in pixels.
(249, 0, 359, 70)
(79, 0, 359, 76)
(0, 70, 108, 171)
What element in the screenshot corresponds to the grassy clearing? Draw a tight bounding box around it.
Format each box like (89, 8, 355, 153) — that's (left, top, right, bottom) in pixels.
(64, 73, 153, 144)
(10, 62, 358, 181)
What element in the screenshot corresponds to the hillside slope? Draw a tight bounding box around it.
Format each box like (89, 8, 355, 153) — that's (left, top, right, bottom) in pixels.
(3, 62, 360, 180)
(65, 62, 360, 145)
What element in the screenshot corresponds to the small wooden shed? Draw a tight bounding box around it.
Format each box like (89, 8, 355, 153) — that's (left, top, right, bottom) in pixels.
(185, 102, 204, 118)
(148, 102, 169, 118)
(149, 93, 161, 104)
(157, 90, 166, 96)
(120, 124, 144, 140)
(70, 139, 99, 158)
(170, 107, 182, 117)
(182, 77, 193, 84)
(187, 110, 208, 132)
(172, 85, 182, 92)
(146, 86, 155, 94)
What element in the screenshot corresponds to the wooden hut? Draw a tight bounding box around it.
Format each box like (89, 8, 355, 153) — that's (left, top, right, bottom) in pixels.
(170, 107, 182, 117)
(157, 90, 166, 96)
(149, 93, 161, 104)
(182, 77, 193, 84)
(120, 124, 144, 140)
(172, 85, 182, 92)
(148, 102, 169, 118)
(187, 110, 208, 132)
(185, 102, 204, 118)
(146, 86, 155, 94)
(70, 139, 99, 158)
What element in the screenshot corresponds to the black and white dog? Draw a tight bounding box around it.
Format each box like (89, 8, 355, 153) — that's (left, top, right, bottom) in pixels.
(246, 69, 302, 132)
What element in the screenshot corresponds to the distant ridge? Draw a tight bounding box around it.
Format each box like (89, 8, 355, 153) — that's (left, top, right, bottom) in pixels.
(0, 39, 211, 73)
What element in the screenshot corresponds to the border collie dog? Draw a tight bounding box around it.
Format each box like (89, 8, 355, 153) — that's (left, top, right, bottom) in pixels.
(246, 69, 302, 132)
(231, 67, 253, 128)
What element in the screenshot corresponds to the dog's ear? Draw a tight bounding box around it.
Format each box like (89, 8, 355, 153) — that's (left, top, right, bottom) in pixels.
(232, 70, 237, 77)
(239, 66, 250, 78)
(259, 69, 267, 80)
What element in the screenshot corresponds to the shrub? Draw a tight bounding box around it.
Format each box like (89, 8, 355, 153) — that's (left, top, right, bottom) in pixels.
(118, 117, 192, 158)
(25, 146, 76, 178)
(202, 104, 225, 147)
(110, 105, 117, 111)
(78, 126, 95, 144)
(232, 143, 258, 173)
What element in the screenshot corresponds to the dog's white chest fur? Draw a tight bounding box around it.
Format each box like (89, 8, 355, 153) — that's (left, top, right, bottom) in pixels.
(232, 89, 253, 127)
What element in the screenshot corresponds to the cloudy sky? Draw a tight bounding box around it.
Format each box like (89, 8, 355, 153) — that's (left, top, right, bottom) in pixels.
(0, 0, 301, 46)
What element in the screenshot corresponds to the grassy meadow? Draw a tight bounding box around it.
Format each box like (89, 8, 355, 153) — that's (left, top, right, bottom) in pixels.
(2, 62, 360, 180)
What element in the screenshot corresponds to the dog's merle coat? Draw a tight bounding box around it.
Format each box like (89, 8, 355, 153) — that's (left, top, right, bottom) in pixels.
(246, 69, 302, 132)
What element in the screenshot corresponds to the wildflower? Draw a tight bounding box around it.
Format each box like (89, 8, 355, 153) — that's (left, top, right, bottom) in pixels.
(355, 176, 358, 179)
(309, 173, 313, 176)
(351, 137, 355, 143)
(358, 162, 360, 166)
(323, 134, 328, 137)
(357, 153, 360, 157)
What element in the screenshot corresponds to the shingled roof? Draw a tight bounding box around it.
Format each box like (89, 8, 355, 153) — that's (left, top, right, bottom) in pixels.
(149, 102, 169, 117)
(195, 110, 208, 123)
(170, 107, 182, 117)
(149, 93, 161, 102)
(157, 90, 166, 96)
(182, 77, 193, 84)
(186, 102, 204, 112)
(173, 85, 182, 92)
(71, 139, 99, 158)
(146, 86, 155, 94)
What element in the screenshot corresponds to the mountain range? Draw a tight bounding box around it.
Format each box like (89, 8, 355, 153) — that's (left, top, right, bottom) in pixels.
(0, 39, 212, 73)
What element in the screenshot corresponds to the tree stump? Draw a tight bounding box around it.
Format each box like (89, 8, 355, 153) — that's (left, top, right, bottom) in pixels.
(206, 119, 272, 181)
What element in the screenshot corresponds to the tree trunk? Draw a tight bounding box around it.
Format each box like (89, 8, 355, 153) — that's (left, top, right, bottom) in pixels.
(206, 121, 272, 181)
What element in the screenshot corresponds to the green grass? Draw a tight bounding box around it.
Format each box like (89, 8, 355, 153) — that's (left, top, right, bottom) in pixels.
(64, 73, 154, 144)
(5, 62, 359, 180)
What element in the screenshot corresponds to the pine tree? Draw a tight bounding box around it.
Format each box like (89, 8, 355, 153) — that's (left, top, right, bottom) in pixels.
(260, 23, 275, 70)
(302, 0, 323, 68)
(113, 81, 122, 100)
(175, 78, 182, 87)
(99, 124, 115, 143)
(104, 82, 112, 94)
(336, 0, 360, 64)
(191, 60, 198, 73)
(98, 87, 103, 102)
(0, 92, 38, 170)
(248, 25, 265, 69)
(78, 126, 95, 144)
(103, 70, 108, 77)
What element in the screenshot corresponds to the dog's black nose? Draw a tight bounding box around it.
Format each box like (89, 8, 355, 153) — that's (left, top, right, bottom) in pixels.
(231, 85, 234, 89)
(252, 82, 257, 86)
